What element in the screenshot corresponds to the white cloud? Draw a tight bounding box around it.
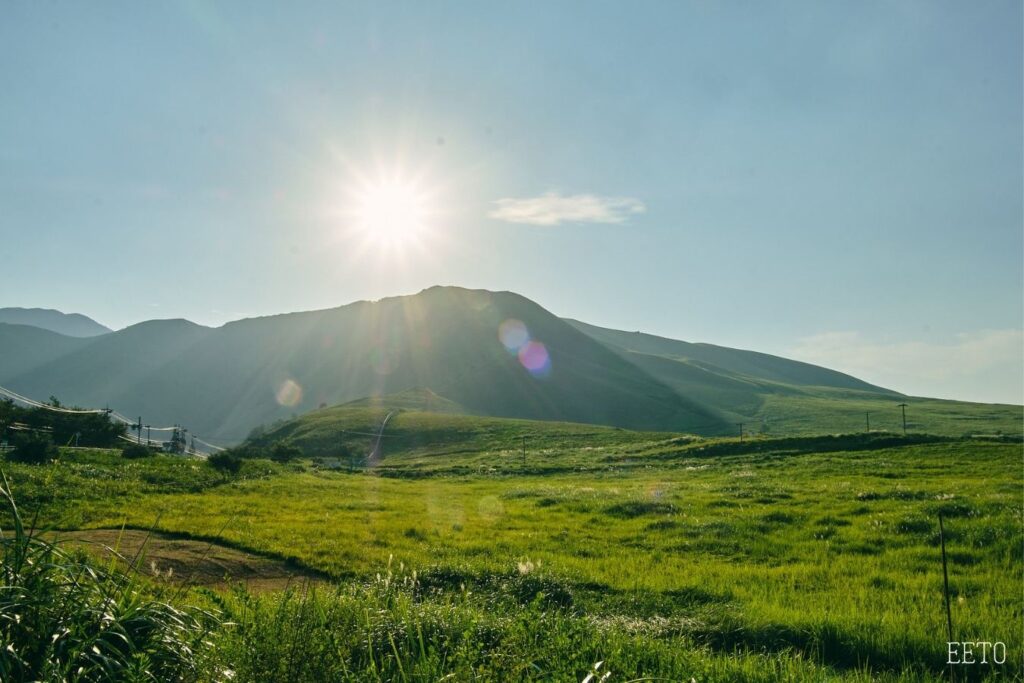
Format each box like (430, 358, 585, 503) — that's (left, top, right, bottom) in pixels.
(789, 329, 1023, 404)
(488, 192, 645, 226)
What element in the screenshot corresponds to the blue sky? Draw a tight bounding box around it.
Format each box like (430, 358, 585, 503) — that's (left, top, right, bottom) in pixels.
(1, 1, 1021, 403)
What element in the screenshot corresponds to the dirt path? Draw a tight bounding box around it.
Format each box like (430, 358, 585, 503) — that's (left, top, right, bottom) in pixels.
(54, 529, 325, 592)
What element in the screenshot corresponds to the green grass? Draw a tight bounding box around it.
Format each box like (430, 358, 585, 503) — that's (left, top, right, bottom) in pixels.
(0, 475, 216, 681)
(755, 389, 1023, 438)
(246, 401, 690, 471)
(1, 430, 1021, 681)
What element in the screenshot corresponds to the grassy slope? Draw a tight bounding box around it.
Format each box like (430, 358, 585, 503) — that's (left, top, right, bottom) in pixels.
(3, 433, 1020, 680)
(246, 392, 1023, 476)
(756, 388, 1024, 437)
(247, 390, 690, 468)
(567, 319, 1023, 437)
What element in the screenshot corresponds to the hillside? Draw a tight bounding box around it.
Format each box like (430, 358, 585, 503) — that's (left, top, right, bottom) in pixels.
(0, 288, 728, 440)
(1, 287, 1018, 442)
(0, 307, 111, 337)
(565, 319, 894, 393)
(244, 389, 690, 473)
(564, 319, 1021, 436)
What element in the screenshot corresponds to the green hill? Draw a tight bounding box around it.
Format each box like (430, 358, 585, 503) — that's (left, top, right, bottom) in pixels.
(338, 387, 468, 414)
(238, 390, 1018, 480)
(243, 390, 690, 474)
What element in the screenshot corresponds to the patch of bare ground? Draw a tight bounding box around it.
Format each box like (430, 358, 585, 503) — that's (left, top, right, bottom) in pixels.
(53, 529, 326, 592)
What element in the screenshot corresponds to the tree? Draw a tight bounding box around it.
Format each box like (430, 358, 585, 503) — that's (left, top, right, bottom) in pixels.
(270, 442, 302, 463)
(9, 433, 58, 465)
(338, 443, 363, 472)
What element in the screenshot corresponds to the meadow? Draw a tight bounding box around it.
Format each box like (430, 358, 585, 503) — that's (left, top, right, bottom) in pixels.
(1, 425, 1021, 681)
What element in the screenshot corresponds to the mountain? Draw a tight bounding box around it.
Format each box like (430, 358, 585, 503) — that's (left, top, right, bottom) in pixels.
(3, 319, 214, 422)
(0, 323, 90, 381)
(564, 320, 1022, 437)
(564, 319, 898, 422)
(0, 288, 728, 440)
(0, 308, 111, 337)
(564, 320, 892, 394)
(1, 287, 1017, 442)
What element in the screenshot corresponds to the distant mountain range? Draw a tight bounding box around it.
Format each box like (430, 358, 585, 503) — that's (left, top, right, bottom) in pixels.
(0, 287, 1018, 442)
(0, 308, 111, 337)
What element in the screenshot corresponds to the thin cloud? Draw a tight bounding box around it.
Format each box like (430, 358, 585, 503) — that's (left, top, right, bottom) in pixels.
(489, 192, 645, 226)
(789, 329, 1023, 404)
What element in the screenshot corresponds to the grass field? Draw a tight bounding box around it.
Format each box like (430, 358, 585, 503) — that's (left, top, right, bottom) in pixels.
(754, 389, 1023, 438)
(1, 423, 1021, 681)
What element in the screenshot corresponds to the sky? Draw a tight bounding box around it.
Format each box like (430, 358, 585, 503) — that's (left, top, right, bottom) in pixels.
(1, 1, 1021, 404)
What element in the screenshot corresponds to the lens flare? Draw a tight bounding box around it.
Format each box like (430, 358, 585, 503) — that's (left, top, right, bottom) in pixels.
(477, 495, 505, 521)
(275, 378, 303, 407)
(518, 341, 551, 377)
(498, 318, 530, 352)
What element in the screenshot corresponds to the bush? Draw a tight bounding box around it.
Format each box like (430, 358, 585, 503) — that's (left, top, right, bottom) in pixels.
(8, 433, 58, 465)
(270, 442, 302, 463)
(121, 442, 155, 459)
(208, 451, 243, 475)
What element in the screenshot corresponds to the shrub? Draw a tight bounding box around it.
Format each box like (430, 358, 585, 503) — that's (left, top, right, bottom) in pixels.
(208, 451, 243, 475)
(8, 433, 58, 465)
(121, 442, 155, 459)
(270, 442, 302, 463)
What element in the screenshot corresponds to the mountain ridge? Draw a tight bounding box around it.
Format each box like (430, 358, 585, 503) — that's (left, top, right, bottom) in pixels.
(1, 287, 1014, 442)
(0, 307, 111, 337)
(0, 287, 729, 439)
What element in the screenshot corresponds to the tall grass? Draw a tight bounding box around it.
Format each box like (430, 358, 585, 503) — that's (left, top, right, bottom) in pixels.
(0, 474, 217, 682)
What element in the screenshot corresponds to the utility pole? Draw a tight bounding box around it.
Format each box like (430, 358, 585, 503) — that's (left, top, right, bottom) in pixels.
(898, 403, 908, 435)
(737, 423, 744, 442)
(136, 416, 143, 444)
(521, 435, 527, 467)
(865, 412, 870, 432)
(146, 425, 151, 445)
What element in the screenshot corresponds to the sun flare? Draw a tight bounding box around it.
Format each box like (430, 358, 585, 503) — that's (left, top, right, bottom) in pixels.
(350, 176, 431, 248)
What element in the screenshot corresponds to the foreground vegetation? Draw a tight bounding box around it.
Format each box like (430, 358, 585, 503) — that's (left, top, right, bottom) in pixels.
(1, 422, 1020, 681)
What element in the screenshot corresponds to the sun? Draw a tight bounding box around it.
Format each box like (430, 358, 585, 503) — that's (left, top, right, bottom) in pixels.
(350, 176, 431, 248)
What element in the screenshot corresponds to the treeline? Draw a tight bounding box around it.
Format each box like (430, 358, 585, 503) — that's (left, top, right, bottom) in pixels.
(0, 398, 126, 451)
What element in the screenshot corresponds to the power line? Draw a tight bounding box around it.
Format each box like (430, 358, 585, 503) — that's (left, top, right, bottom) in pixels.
(0, 383, 224, 455)
(0, 386, 107, 414)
